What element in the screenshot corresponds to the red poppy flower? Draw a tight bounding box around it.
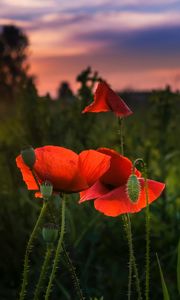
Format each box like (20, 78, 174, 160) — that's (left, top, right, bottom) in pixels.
(16, 146, 111, 197)
(82, 81, 132, 117)
(79, 148, 165, 217)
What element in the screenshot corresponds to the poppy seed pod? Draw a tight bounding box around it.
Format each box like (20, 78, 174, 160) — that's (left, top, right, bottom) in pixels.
(126, 174, 141, 203)
(40, 181, 53, 200)
(42, 223, 58, 244)
(21, 147, 36, 169)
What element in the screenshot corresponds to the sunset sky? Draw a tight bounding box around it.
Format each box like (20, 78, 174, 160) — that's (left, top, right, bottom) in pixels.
(1, 0, 180, 96)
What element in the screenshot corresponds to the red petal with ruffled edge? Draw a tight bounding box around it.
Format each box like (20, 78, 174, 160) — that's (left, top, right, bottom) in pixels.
(82, 82, 110, 113)
(105, 83, 133, 117)
(16, 146, 88, 193)
(16, 155, 39, 190)
(94, 178, 165, 217)
(79, 150, 111, 187)
(79, 180, 110, 203)
(82, 82, 132, 117)
(98, 148, 141, 187)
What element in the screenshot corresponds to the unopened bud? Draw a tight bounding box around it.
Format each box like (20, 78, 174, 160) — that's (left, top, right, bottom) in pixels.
(40, 181, 53, 200)
(42, 223, 58, 244)
(126, 174, 141, 203)
(21, 147, 36, 168)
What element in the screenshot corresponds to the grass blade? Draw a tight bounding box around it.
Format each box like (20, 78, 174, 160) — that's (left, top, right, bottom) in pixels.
(177, 240, 180, 295)
(156, 253, 170, 300)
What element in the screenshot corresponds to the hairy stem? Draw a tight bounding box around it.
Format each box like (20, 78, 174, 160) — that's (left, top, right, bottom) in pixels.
(62, 243, 85, 300)
(123, 215, 142, 300)
(33, 245, 53, 300)
(144, 165, 150, 300)
(118, 117, 124, 154)
(45, 195, 66, 300)
(31, 169, 40, 190)
(118, 116, 134, 299)
(19, 201, 48, 300)
(133, 159, 150, 300)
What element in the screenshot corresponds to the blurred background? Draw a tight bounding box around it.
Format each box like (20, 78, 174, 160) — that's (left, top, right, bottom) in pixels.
(0, 1, 180, 299)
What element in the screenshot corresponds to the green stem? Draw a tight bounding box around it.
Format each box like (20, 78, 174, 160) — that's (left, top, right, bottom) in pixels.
(19, 201, 48, 300)
(123, 215, 142, 300)
(45, 195, 66, 300)
(62, 243, 85, 300)
(33, 245, 53, 300)
(133, 159, 150, 300)
(118, 116, 134, 299)
(118, 117, 124, 154)
(127, 216, 132, 300)
(31, 169, 41, 190)
(124, 215, 133, 300)
(144, 166, 150, 300)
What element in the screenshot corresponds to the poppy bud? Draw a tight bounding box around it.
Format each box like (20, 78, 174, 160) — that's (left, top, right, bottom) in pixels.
(40, 181, 53, 200)
(126, 174, 141, 203)
(42, 223, 58, 244)
(21, 147, 36, 168)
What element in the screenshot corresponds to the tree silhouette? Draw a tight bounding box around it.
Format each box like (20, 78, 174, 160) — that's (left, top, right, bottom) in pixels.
(76, 66, 102, 109)
(0, 25, 32, 100)
(57, 81, 75, 106)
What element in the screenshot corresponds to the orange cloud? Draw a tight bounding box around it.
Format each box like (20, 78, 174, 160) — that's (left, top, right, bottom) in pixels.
(30, 55, 180, 97)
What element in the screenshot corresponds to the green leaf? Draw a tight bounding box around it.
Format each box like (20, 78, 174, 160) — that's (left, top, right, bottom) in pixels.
(177, 240, 180, 295)
(156, 253, 170, 300)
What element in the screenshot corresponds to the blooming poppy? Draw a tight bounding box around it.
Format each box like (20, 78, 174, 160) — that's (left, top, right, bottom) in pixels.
(79, 148, 165, 217)
(82, 81, 132, 117)
(16, 145, 111, 196)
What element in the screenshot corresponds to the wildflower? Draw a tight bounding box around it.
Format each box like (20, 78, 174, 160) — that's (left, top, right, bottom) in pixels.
(79, 148, 165, 217)
(16, 145, 111, 196)
(82, 81, 132, 117)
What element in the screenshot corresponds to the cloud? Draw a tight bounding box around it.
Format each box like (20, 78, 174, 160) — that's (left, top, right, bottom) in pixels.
(1, 0, 180, 95)
(26, 10, 180, 59)
(105, 0, 179, 6)
(76, 25, 180, 59)
(3, 0, 55, 8)
(31, 54, 180, 96)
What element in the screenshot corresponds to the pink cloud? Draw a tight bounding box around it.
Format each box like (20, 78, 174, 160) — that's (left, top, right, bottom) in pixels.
(30, 55, 180, 97)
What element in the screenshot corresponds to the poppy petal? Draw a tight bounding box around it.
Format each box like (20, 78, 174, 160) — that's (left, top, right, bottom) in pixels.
(79, 150, 111, 187)
(16, 155, 39, 190)
(35, 146, 87, 192)
(82, 82, 110, 113)
(82, 82, 132, 117)
(97, 148, 141, 187)
(79, 180, 110, 203)
(35, 191, 43, 198)
(105, 83, 132, 117)
(66, 170, 88, 192)
(16, 146, 88, 193)
(94, 178, 165, 217)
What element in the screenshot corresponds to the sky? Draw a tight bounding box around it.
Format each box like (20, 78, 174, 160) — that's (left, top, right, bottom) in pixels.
(1, 0, 180, 96)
